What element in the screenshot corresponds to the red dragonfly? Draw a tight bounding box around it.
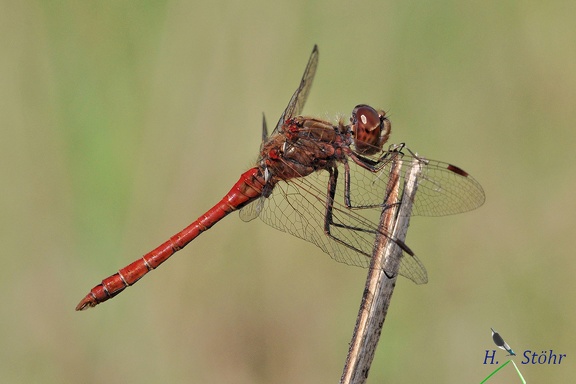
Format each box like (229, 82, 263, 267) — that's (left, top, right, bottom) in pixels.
(76, 45, 485, 311)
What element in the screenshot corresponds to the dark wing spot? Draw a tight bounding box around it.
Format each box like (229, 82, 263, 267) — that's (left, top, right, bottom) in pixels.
(447, 164, 469, 177)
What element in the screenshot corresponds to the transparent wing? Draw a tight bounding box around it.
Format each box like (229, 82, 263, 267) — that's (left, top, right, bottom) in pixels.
(242, 45, 319, 221)
(240, 149, 484, 284)
(272, 45, 319, 134)
(348, 152, 486, 217)
(254, 158, 430, 284)
(239, 195, 263, 222)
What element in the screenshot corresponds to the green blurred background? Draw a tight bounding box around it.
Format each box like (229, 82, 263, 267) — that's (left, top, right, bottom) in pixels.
(2, 0, 575, 383)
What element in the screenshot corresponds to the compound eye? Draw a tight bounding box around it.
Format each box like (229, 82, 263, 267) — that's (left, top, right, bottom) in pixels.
(351, 104, 385, 155)
(352, 105, 380, 133)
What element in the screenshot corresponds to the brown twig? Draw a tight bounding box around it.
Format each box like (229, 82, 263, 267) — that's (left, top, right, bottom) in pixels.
(340, 157, 423, 384)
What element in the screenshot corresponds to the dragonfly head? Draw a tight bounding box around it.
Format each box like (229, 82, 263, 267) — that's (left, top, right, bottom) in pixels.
(350, 104, 390, 155)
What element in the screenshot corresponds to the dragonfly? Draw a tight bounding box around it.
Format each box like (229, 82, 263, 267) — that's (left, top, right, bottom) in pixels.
(76, 45, 485, 311)
(491, 328, 517, 356)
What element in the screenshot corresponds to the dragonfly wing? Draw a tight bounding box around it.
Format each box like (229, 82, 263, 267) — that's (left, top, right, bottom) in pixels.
(273, 45, 319, 134)
(239, 197, 264, 222)
(408, 158, 485, 216)
(255, 163, 428, 284)
(347, 153, 485, 217)
(398, 249, 428, 284)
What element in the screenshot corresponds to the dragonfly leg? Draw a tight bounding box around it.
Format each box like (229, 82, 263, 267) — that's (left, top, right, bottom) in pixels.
(323, 167, 408, 264)
(342, 153, 402, 212)
(323, 166, 417, 266)
(323, 167, 373, 251)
